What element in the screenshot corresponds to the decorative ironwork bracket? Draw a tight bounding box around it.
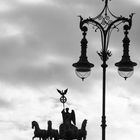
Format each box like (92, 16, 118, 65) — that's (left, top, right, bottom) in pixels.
(78, 0, 134, 62)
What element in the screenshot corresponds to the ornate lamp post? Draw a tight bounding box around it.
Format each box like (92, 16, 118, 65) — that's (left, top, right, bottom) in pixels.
(72, 0, 137, 140)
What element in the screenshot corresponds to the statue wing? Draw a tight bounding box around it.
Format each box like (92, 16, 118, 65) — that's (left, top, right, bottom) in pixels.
(71, 110, 76, 125)
(64, 88, 68, 95)
(57, 89, 63, 95)
(57, 89, 68, 95)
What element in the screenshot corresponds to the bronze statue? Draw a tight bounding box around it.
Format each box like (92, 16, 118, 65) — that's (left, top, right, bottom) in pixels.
(59, 107, 87, 140)
(32, 121, 48, 140)
(32, 89, 87, 140)
(77, 119, 87, 140)
(47, 120, 59, 140)
(61, 108, 76, 125)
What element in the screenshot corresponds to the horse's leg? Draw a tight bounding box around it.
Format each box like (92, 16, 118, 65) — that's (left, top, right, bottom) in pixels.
(50, 136, 52, 140)
(32, 136, 35, 140)
(83, 136, 86, 140)
(54, 137, 56, 140)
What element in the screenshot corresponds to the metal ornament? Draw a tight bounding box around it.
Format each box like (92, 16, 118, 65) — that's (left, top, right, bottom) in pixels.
(60, 96, 67, 104)
(57, 88, 68, 109)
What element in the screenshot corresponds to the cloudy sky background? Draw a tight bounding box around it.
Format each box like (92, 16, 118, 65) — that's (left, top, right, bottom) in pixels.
(0, 0, 140, 140)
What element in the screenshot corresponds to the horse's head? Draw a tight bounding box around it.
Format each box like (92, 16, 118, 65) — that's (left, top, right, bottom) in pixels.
(48, 120, 52, 130)
(83, 119, 87, 124)
(32, 121, 38, 129)
(81, 119, 87, 130)
(83, 119, 87, 126)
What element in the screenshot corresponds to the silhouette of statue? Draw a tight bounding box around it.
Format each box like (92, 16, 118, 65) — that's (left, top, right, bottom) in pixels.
(32, 121, 48, 140)
(47, 120, 59, 140)
(32, 89, 88, 140)
(78, 119, 87, 140)
(59, 108, 78, 140)
(61, 108, 76, 126)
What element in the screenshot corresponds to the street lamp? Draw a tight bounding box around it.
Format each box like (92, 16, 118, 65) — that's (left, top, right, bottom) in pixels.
(115, 25, 137, 80)
(72, 0, 137, 140)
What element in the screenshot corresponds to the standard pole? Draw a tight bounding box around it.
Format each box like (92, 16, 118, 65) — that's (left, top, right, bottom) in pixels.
(101, 52, 107, 140)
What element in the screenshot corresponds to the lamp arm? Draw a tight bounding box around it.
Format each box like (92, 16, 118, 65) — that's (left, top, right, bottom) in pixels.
(79, 13, 134, 35)
(78, 14, 134, 62)
(106, 14, 134, 33)
(79, 16, 105, 33)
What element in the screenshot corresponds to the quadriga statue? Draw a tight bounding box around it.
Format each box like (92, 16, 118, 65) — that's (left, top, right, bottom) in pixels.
(59, 108, 87, 140)
(32, 89, 87, 140)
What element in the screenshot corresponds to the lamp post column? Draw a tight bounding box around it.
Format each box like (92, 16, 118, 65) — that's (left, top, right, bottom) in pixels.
(101, 51, 108, 140)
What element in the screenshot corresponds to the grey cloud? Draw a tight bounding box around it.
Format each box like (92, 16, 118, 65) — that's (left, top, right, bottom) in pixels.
(0, 0, 139, 93)
(124, 75, 140, 96)
(14, 121, 29, 131)
(0, 2, 99, 92)
(0, 120, 29, 131)
(0, 98, 13, 109)
(128, 103, 140, 114)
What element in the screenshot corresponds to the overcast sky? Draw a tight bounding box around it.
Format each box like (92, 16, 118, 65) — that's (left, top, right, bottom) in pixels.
(0, 0, 140, 140)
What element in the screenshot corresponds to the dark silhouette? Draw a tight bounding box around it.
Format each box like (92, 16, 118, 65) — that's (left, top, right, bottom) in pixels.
(59, 115, 87, 140)
(32, 121, 48, 140)
(61, 108, 76, 125)
(59, 108, 87, 140)
(32, 89, 87, 140)
(47, 120, 59, 140)
(78, 119, 87, 140)
(57, 88, 68, 109)
(32, 109, 87, 140)
(57, 88, 68, 96)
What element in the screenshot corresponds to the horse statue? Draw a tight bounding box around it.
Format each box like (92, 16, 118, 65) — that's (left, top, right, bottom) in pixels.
(77, 119, 87, 140)
(59, 122, 78, 140)
(59, 119, 87, 140)
(47, 120, 59, 140)
(32, 121, 49, 140)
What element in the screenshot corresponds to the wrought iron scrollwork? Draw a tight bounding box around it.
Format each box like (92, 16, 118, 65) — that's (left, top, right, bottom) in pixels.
(78, 0, 134, 63)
